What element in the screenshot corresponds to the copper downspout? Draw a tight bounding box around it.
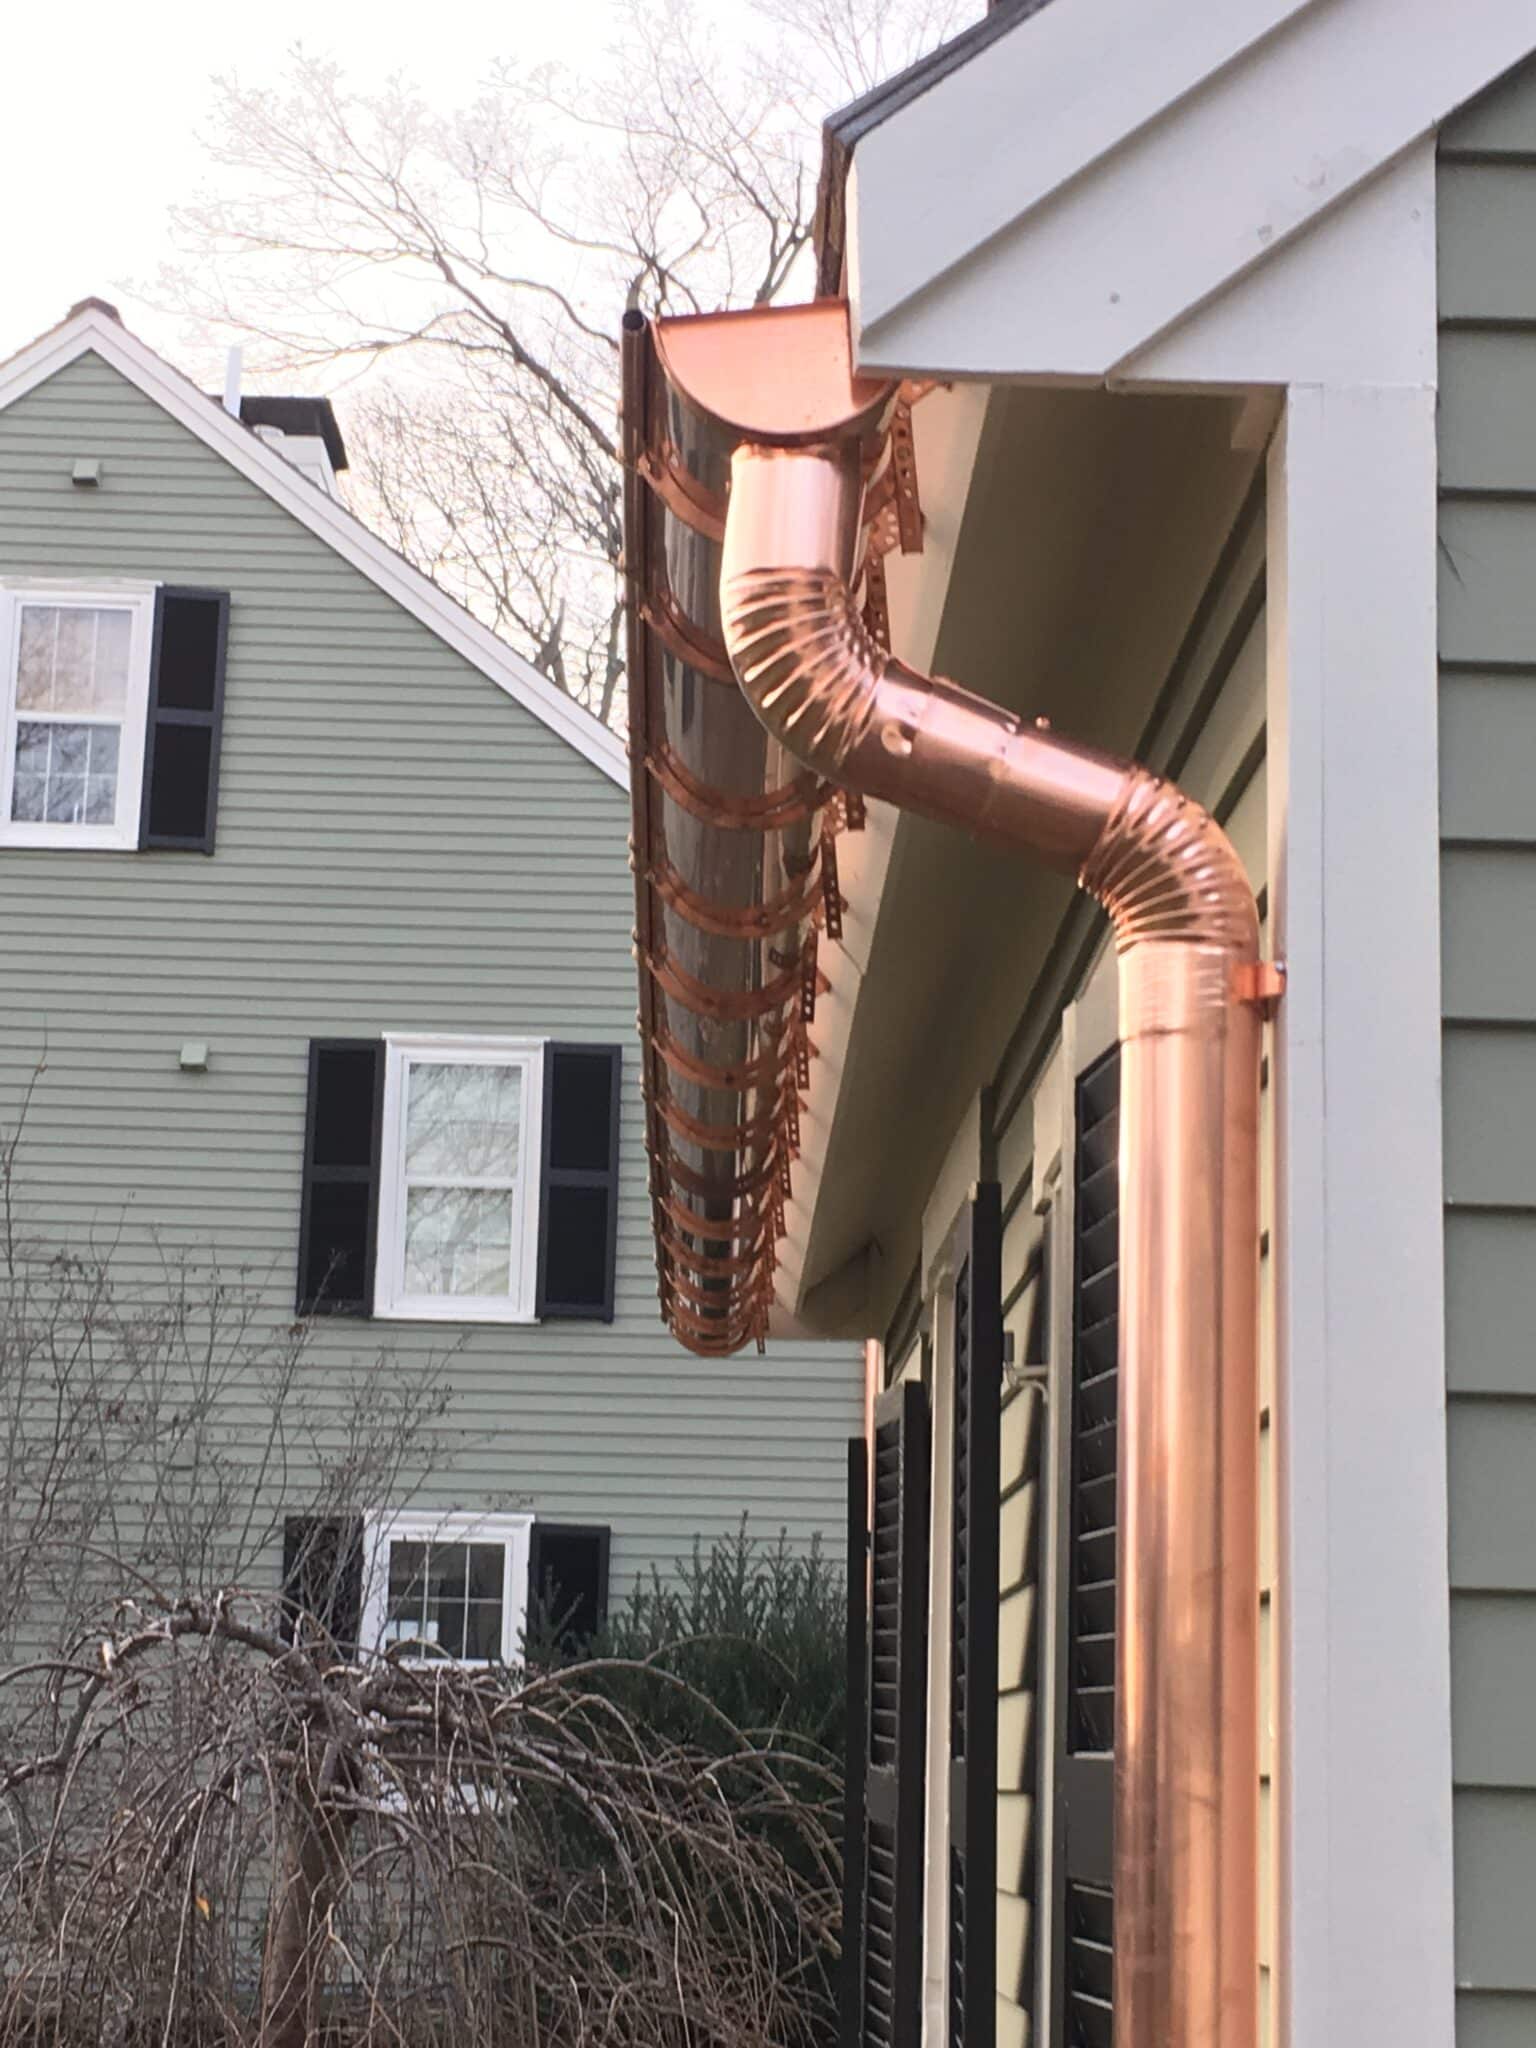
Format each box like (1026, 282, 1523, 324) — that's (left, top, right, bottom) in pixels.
(635, 309, 1263, 2048)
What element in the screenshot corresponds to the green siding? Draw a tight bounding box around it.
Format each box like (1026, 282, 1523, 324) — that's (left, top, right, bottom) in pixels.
(1440, 61, 1536, 2029)
(0, 348, 860, 1588)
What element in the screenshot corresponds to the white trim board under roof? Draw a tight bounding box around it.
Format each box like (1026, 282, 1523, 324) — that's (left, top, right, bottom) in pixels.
(840, 0, 1536, 382)
(0, 305, 626, 788)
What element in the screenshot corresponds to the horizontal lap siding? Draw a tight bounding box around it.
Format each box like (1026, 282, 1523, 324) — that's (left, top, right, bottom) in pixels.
(987, 496, 1271, 2045)
(1440, 68, 1536, 2031)
(0, 350, 861, 1590)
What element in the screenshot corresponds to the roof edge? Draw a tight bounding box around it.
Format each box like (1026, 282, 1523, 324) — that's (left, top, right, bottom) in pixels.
(0, 306, 626, 787)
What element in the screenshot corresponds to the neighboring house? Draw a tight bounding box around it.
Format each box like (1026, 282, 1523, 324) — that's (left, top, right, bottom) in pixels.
(0, 298, 862, 1665)
(620, 7, 1536, 2048)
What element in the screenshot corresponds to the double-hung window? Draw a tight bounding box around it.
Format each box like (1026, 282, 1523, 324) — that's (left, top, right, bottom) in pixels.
(0, 588, 155, 849)
(374, 1036, 544, 1322)
(359, 1510, 533, 1665)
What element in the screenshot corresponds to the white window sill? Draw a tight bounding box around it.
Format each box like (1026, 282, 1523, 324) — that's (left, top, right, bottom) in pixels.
(372, 1301, 540, 1326)
(0, 823, 139, 851)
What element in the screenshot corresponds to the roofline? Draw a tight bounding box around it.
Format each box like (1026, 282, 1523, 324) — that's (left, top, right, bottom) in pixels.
(815, 0, 1058, 296)
(841, 0, 1536, 378)
(0, 307, 627, 788)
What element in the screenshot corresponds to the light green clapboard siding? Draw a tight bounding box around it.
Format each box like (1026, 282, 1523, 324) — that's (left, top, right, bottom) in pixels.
(1439, 61, 1536, 2027)
(0, 347, 861, 1589)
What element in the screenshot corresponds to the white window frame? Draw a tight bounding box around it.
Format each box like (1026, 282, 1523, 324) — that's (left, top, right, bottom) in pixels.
(374, 1033, 545, 1323)
(360, 1508, 534, 1668)
(0, 582, 157, 851)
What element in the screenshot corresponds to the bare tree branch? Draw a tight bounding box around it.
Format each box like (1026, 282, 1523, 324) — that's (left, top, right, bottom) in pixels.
(155, 0, 971, 727)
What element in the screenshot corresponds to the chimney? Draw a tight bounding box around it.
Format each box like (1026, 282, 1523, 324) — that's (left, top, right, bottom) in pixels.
(236, 396, 349, 499)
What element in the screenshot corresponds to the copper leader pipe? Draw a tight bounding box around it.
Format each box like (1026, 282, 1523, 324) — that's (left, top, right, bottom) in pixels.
(719, 439, 1262, 2048)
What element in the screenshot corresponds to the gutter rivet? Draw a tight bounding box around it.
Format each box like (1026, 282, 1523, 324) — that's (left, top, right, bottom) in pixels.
(880, 721, 914, 758)
(1034, 714, 1052, 730)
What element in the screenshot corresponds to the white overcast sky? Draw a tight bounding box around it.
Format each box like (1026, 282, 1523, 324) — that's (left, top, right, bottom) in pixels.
(0, 0, 629, 368)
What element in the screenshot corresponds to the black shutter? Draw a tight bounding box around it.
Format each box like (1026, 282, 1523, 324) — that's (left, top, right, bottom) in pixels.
(864, 1379, 930, 2048)
(140, 587, 229, 853)
(281, 1514, 365, 1654)
(948, 1183, 1002, 2048)
(842, 1435, 869, 2048)
(296, 1040, 384, 1315)
(536, 1043, 622, 1320)
(1056, 1044, 1121, 2048)
(527, 1523, 611, 1650)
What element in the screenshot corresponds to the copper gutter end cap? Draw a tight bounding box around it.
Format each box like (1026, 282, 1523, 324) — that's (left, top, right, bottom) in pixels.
(652, 301, 895, 446)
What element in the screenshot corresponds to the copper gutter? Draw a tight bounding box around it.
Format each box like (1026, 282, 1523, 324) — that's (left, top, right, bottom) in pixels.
(622, 304, 910, 1355)
(624, 298, 1266, 2048)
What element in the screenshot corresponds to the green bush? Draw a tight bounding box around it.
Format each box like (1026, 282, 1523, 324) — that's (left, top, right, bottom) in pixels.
(528, 1517, 847, 1754)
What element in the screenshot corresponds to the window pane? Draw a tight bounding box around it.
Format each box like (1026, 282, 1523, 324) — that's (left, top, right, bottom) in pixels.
(405, 1061, 522, 1180)
(10, 720, 119, 828)
(385, 1540, 428, 1637)
(383, 1536, 506, 1661)
(464, 1599, 504, 1661)
(403, 1184, 514, 1297)
(426, 1542, 469, 1603)
(467, 1543, 504, 1599)
(16, 605, 131, 715)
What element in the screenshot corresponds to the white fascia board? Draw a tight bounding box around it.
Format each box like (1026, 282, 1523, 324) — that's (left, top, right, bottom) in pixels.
(850, 0, 1536, 384)
(1116, 143, 1437, 393)
(849, 0, 1316, 339)
(0, 310, 627, 788)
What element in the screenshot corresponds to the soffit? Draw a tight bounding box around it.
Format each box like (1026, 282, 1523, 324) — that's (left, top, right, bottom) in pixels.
(796, 380, 1261, 1325)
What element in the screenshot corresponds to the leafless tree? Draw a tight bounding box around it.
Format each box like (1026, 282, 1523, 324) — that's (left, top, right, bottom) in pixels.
(159, 0, 971, 725)
(0, 1104, 840, 2044)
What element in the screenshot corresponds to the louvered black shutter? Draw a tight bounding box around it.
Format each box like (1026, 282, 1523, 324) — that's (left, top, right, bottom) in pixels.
(527, 1523, 611, 1650)
(948, 1183, 1003, 2048)
(864, 1379, 930, 2048)
(842, 1435, 870, 2048)
(536, 1044, 622, 1319)
(1056, 1044, 1121, 2048)
(140, 587, 229, 853)
(281, 1514, 365, 1655)
(296, 1040, 384, 1315)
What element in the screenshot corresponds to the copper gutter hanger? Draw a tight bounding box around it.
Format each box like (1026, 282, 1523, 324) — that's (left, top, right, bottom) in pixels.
(650, 299, 1274, 2048)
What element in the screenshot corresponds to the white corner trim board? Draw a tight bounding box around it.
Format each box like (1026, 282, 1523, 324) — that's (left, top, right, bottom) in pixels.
(0, 309, 627, 788)
(1268, 382, 1453, 2048)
